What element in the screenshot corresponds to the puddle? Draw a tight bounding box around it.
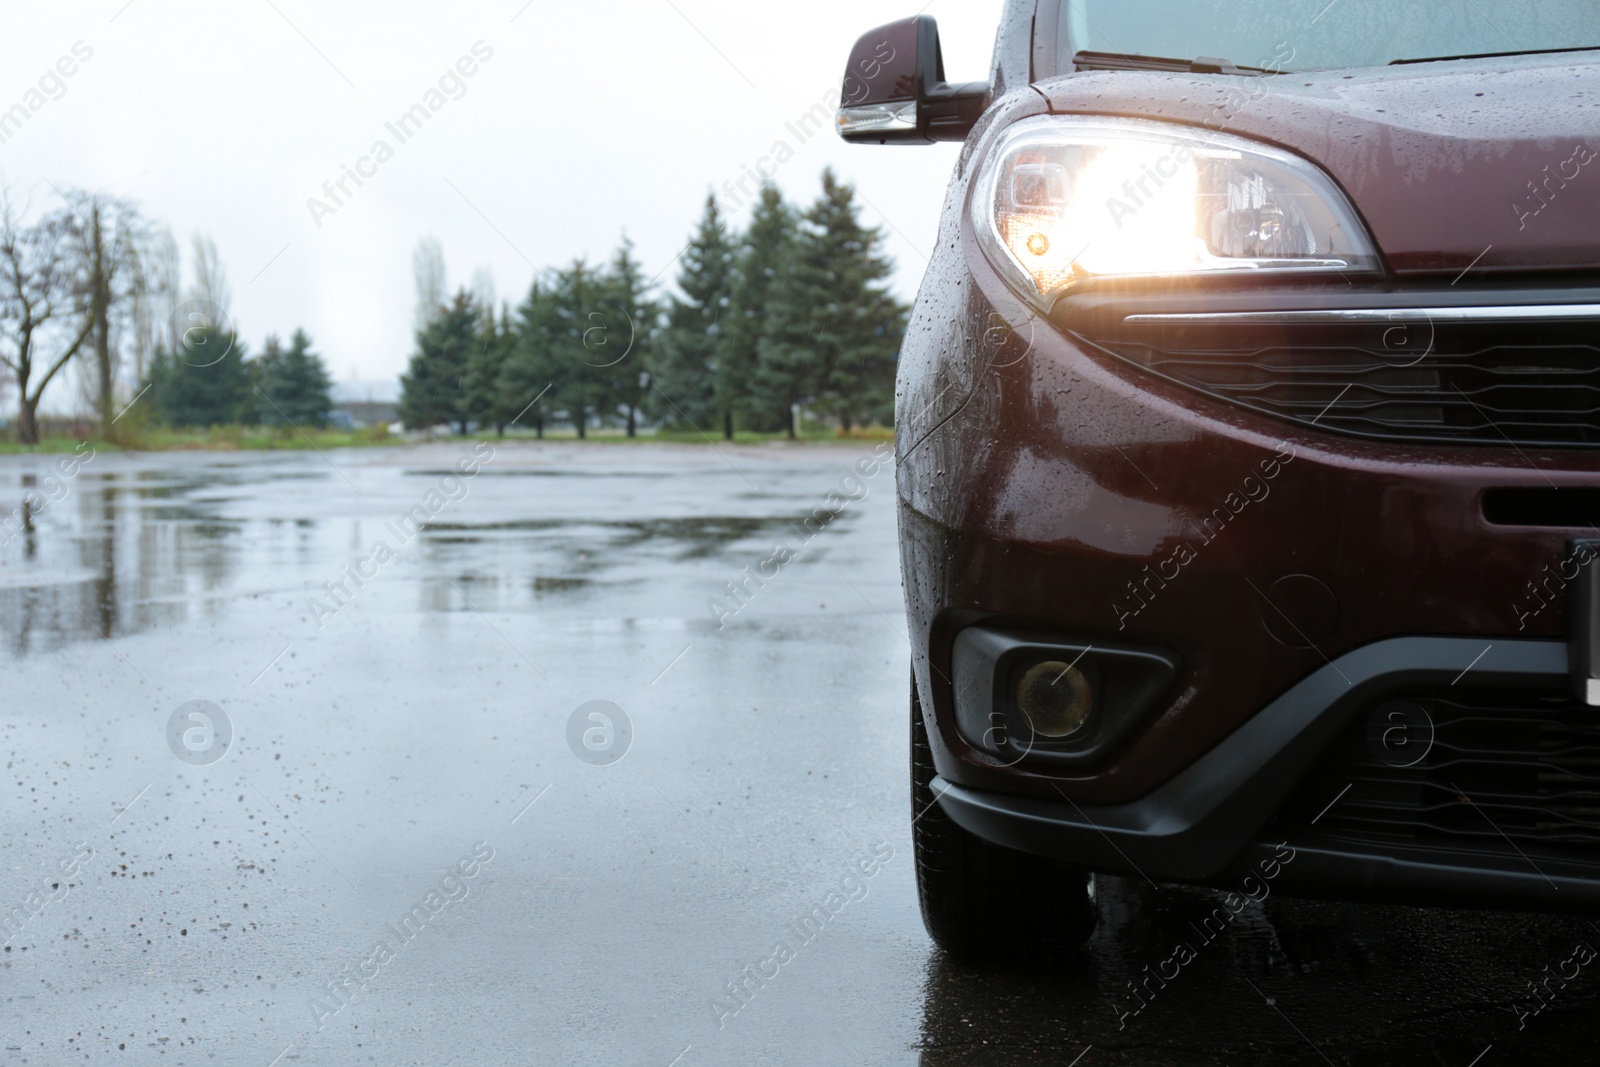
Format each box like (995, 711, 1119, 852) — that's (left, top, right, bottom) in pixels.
(533, 576, 591, 593)
(0, 453, 866, 657)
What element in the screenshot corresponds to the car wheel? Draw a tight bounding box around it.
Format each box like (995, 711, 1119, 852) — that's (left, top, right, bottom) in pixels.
(912, 672, 1098, 964)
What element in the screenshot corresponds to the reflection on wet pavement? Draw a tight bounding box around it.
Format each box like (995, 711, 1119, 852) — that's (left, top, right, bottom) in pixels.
(0, 466, 245, 657)
(919, 875, 1599, 1064)
(0, 449, 856, 655)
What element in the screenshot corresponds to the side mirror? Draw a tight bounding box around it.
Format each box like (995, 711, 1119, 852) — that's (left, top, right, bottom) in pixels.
(836, 16, 988, 145)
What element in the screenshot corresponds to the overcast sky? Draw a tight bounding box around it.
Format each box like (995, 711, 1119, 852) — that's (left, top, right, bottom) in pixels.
(0, 0, 1004, 392)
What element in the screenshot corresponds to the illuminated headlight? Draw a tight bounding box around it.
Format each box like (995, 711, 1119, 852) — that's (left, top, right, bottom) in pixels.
(972, 117, 1381, 308)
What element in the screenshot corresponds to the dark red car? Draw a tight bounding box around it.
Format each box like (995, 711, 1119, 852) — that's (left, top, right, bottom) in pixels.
(839, 1, 1600, 961)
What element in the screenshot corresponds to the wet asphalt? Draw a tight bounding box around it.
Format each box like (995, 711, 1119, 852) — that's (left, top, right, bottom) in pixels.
(0, 441, 1595, 1066)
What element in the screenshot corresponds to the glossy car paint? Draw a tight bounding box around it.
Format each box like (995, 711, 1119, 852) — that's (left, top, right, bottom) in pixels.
(900, 47, 1600, 805)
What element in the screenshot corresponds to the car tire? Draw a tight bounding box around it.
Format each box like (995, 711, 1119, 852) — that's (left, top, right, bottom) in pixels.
(912, 672, 1098, 964)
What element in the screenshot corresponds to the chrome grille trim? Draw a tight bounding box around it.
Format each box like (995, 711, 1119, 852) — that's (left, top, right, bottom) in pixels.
(1124, 304, 1600, 325)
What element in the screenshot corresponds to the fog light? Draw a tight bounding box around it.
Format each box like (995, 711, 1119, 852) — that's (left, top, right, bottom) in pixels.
(1016, 660, 1093, 738)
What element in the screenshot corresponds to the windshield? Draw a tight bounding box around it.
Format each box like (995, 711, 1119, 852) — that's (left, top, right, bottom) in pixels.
(1062, 0, 1598, 72)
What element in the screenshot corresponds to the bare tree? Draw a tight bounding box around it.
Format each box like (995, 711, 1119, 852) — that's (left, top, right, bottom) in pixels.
(188, 232, 230, 318)
(0, 195, 93, 444)
(412, 237, 446, 333)
(61, 190, 148, 438)
(129, 227, 179, 383)
(470, 265, 496, 313)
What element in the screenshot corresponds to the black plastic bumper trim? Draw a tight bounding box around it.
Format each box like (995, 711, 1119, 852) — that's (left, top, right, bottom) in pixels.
(932, 636, 1570, 881)
(1220, 835, 1600, 913)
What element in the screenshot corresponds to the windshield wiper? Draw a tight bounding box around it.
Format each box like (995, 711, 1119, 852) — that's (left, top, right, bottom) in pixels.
(1391, 44, 1600, 65)
(1072, 50, 1282, 76)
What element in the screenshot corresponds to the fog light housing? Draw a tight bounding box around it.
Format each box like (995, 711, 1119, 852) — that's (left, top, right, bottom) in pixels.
(1016, 660, 1094, 738)
(952, 630, 1180, 769)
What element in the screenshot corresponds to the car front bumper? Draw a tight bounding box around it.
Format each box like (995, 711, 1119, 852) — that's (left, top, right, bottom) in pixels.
(932, 634, 1600, 910)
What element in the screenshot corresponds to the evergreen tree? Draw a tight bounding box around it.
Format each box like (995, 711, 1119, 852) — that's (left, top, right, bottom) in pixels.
(550, 261, 608, 438)
(499, 279, 563, 438)
(398, 290, 476, 433)
(755, 170, 903, 435)
(464, 302, 512, 434)
(145, 326, 251, 427)
(250, 334, 284, 399)
(255, 328, 333, 428)
(654, 197, 735, 437)
(600, 237, 656, 437)
(731, 185, 798, 433)
(499, 245, 657, 441)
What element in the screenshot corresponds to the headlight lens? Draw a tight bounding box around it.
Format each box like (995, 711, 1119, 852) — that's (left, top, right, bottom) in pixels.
(973, 117, 1382, 308)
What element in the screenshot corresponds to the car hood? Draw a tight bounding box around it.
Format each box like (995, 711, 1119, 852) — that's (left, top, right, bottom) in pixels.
(1034, 51, 1600, 277)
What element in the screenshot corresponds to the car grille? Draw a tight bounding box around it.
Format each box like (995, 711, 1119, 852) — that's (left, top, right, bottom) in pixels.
(1274, 688, 1600, 857)
(1076, 312, 1600, 448)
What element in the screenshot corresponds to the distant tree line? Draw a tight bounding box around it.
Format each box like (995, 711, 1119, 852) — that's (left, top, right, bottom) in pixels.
(0, 185, 334, 441)
(145, 327, 334, 429)
(0, 167, 902, 444)
(399, 168, 907, 438)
